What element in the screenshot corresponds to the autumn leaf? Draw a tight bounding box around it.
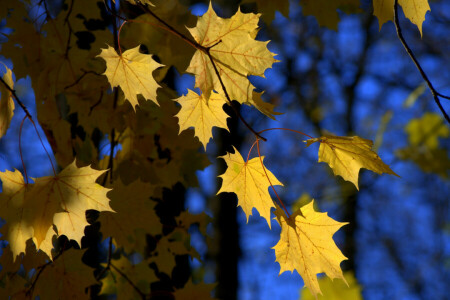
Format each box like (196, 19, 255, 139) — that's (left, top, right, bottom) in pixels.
(186, 3, 280, 118)
(31, 161, 113, 249)
(33, 249, 97, 299)
(97, 45, 163, 109)
(175, 89, 229, 149)
(273, 201, 348, 299)
(0, 161, 113, 259)
(0, 65, 15, 138)
(217, 147, 283, 228)
(306, 135, 399, 189)
(99, 179, 162, 254)
(373, 0, 430, 36)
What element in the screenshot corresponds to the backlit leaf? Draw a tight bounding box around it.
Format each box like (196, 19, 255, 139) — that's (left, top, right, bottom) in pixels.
(97, 45, 163, 109)
(186, 3, 279, 118)
(217, 147, 283, 227)
(373, 0, 430, 36)
(175, 89, 229, 149)
(273, 201, 348, 299)
(306, 135, 399, 189)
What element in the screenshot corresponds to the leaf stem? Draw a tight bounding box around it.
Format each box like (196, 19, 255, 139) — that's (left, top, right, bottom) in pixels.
(258, 127, 313, 139)
(256, 139, 290, 218)
(246, 140, 259, 163)
(393, 0, 450, 123)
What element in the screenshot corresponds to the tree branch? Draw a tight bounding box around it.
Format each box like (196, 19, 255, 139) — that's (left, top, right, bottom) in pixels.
(393, 0, 450, 123)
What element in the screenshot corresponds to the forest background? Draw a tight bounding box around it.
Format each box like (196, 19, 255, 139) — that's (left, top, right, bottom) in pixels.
(0, 0, 449, 299)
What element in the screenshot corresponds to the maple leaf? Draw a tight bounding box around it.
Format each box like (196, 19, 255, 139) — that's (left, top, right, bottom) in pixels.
(0, 66, 15, 138)
(373, 0, 430, 36)
(99, 179, 162, 254)
(217, 147, 283, 228)
(33, 249, 97, 299)
(175, 89, 229, 149)
(186, 3, 280, 118)
(273, 201, 348, 299)
(97, 45, 163, 109)
(0, 161, 113, 259)
(35, 161, 113, 248)
(306, 135, 399, 189)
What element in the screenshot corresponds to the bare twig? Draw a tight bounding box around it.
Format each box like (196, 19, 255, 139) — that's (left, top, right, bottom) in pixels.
(393, 0, 450, 123)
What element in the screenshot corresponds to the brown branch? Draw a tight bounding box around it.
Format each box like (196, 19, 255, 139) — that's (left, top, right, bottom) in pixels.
(204, 47, 267, 141)
(393, 0, 450, 123)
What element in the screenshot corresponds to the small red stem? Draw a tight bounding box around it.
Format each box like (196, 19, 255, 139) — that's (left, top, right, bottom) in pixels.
(256, 139, 290, 218)
(19, 116, 29, 184)
(258, 127, 314, 139)
(246, 140, 258, 163)
(117, 21, 127, 56)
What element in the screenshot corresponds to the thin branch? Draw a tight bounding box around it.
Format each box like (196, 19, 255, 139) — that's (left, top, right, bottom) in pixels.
(110, 263, 146, 300)
(26, 249, 64, 297)
(393, 0, 450, 123)
(137, 2, 199, 50)
(0, 77, 33, 121)
(205, 49, 267, 141)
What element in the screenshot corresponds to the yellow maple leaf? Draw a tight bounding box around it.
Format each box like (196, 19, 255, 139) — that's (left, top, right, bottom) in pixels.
(273, 201, 348, 299)
(99, 179, 162, 254)
(0, 161, 113, 259)
(306, 135, 399, 189)
(33, 249, 97, 299)
(373, 0, 430, 36)
(175, 89, 229, 149)
(186, 3, 280, 118)
(0, 66, 15, 138)
(97, 45, 163, 109)
(217, 147, 283, 228)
